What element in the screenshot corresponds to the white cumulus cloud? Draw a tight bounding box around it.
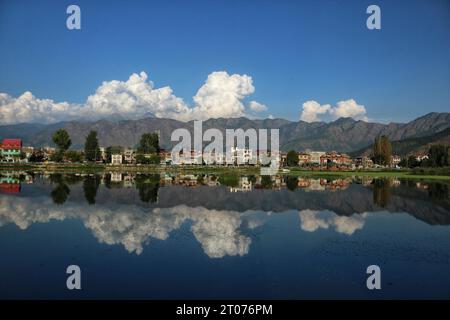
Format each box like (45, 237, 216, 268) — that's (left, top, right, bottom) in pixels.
(330, 99, 368, 121)
(190, 71, 259, 120)
(0, 71, 268, 124)
(85, 71, 191, 120)
(248, 101, 268, 112)
(300, 100, 331, 122)
(300, 99, 368, 122)
(0, 92, 77, 124)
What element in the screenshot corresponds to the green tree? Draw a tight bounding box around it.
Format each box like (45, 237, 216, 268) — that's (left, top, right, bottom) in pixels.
(136, 152, 161, 164)
(286, 150, 299, 167)
(372, 135, 392, 166)
(148, 154, 161, 164)
(137, 133, 160, 154)
(53, 129, 72, 151)
(407, 155, 420, 168)
(381, 136, 392, 166)
(84, 131, 100, 161)
(428, 145, 449, 167)
(65, 150, 83, 163)
(372, 136, 382, 165)
(50, 152, 63, 162)
(52, 129, 71, 162)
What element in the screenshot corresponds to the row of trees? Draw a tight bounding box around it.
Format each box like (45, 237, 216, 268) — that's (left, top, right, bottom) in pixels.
(399, 145, 450, 168)
(51, 129, 101, 162)
(50, 129, 160, 163)
(372, 135, 449, 168)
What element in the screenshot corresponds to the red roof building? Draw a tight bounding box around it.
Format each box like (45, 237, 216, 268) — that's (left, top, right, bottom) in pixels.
(1, 139, 22, 150)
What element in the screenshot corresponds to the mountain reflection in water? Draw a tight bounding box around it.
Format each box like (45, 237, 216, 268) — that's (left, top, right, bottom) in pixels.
(0, 172, 449, 257)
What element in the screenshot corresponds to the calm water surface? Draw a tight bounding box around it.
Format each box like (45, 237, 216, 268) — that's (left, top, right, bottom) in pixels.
(0, 172, 449, 299)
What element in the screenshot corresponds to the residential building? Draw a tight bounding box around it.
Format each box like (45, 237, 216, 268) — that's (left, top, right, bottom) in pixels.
(42, 146, 56, 160)
(123, 148, 135, 164)
(415, 153, 429, 162)
(22, 146, 34, 160)
(203, 150, 225, 165)
(171, 150, 202, 165)
(354, 156, 374, 169)
(391, 155, 401, 167)
(1, 139, 22, 162)
(298, 152, 311, 165)
(229, 147, 254, 165)
(308, 151, 326, 165)
(111, 154, 122, 165)
(320, 152, 351, 166)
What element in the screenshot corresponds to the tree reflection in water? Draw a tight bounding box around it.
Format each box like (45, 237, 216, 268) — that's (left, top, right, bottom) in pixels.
(373, 178, 391, 207)
(1, 172, 448, 258)
(50, 174, 70, 205)
(285, 176, 298, 191)
(135, 174, 160, 203)
(428, 182, 450, 202)
(83, 174, 101, 204)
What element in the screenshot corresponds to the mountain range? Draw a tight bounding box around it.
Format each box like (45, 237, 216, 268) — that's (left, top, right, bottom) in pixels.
(0, 112, 449, 154)
(350, 127, 450, 157)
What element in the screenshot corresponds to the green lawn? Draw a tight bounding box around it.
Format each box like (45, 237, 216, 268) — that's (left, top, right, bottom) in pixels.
(285, 169, 450, 180)
(1, 163, 449, 180)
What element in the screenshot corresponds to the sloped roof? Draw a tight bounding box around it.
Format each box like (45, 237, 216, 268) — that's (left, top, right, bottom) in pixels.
(1, 139, 22, 149)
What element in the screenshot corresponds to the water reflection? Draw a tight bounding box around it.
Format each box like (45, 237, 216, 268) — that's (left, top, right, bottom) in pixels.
(299, 209, 367, 235)
(51, 182, 70, 205)
(135, 174, 160, 203)
(373, 178, 391, 207)
(83, 175, 101, 204)
(0, 171, 449, 257)
(0, 196, 253, 257)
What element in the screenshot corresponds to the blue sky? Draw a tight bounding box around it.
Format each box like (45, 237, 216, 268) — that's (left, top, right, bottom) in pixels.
(0, 0, 449, 124)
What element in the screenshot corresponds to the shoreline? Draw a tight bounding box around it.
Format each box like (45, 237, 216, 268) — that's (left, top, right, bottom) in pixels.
(0, 163, 449, 180)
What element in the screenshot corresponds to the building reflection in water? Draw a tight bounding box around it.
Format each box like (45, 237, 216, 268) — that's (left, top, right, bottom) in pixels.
(0, 171, 448, 257)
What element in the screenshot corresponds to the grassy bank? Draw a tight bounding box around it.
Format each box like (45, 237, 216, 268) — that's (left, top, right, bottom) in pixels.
(0, 163, 449, 180)
(286, 168, 450, 180)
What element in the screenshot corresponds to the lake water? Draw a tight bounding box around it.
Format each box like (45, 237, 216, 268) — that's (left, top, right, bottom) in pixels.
(0, 172, 449, 299)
